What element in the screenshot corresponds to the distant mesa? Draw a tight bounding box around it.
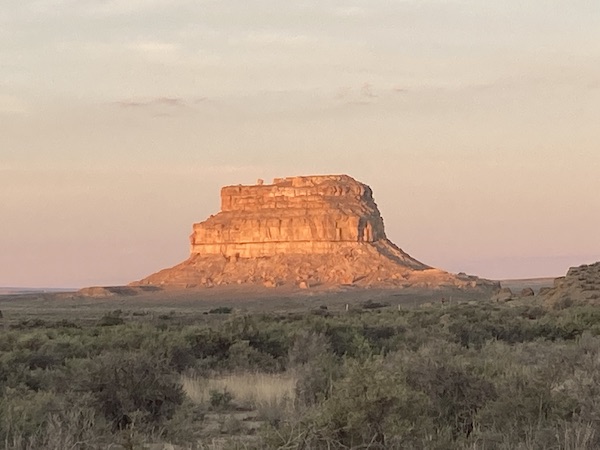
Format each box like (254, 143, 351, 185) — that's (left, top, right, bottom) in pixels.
(131, 175, 497, 290)
(77, 286, 162, 298)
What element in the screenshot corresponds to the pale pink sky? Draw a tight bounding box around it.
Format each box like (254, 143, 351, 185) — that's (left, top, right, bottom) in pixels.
(1, 1, 600, 287)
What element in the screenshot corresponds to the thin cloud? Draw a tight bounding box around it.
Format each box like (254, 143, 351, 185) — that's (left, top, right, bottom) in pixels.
(26, 0, 177, 17)
(0, 94, 29, 115)
(111, 96, 212, 117)
(125, 40, 183, 65)
(114, 97, 187, 109)
(333, 83, 379, 104)
(334, 86, 352, 100)
(587, 80, 600, 91)
(334, 6, 366, 17)
(127, 40, 179, 54)
(231, 32, 317, 48)
(1, 162, 263, 177)
(361, 83, 377, 98)
(82, 0, 178, 17)
(153, 97, 185, 107)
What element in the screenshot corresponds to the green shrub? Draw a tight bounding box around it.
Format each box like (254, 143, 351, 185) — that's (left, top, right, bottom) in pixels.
(98, 311, 125, 327)
(83, 351, 184, 430)
(361, 300, 390, 310)
(289, 331, 340, 406)
(294, 352, 340, 406)
(226, 340, 279, 372)
(405, 359, 497, 438)
(187, 330, 233, 361)
(247, 329, 290, 361)
(209, 306, 233, 314)
(304, 357, 431, 448)
(324, 324, 369, 358)
(10, 319, 47, 329)
(7, 298, 600, 448)
(209, 389, 233, 409)
(167, 343, 196, 372)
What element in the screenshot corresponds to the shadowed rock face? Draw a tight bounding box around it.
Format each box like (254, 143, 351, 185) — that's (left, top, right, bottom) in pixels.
(541, 262, 600, 306)
(132, 175, 497, 290)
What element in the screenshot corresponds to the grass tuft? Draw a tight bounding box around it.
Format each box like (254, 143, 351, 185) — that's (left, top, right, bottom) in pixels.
(182, 372, 296, 413)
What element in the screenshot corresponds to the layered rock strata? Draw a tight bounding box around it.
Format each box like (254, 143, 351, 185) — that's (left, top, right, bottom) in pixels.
(133, 175, 496, 290)
(192, 175, 396, 259)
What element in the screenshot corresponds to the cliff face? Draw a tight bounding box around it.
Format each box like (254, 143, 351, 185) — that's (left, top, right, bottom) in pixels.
(191, 175, 390, 259)
(132, 175, 496, 290)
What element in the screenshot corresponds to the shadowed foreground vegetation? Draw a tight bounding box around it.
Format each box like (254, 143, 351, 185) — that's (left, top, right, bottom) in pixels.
(2, 298, 600, 449)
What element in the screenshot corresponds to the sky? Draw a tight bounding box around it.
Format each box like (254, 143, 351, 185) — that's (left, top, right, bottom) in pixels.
(1, 0, 600, 288)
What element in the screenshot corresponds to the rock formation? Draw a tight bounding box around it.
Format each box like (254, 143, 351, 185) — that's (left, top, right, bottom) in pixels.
(132, 175, 497, 290)
(520, 287, 535, 297)
(77, 286, 161, 297)
(492, 287, 514, 302)
(540, 262, 600, 307)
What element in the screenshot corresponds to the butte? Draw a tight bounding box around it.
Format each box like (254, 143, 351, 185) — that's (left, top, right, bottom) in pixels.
(132, 175, 496, 290)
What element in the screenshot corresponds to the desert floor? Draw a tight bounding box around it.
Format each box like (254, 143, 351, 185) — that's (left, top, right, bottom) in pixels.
(0, 278, 553, 324)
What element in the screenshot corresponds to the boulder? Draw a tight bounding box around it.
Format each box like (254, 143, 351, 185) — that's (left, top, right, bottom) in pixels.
(492, 287, 514, 302)
(520, 287, 535, 297)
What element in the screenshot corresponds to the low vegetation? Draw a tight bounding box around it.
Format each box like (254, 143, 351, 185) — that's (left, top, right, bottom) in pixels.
(2, 297, 600, 448)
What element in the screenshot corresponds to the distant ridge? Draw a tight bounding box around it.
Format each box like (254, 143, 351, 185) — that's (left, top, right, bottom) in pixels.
(499, 277, 555, 295)
(0, 287, 77, 296)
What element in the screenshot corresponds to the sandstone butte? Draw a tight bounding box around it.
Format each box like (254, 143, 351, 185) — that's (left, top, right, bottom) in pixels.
(131, 175, 498, 290)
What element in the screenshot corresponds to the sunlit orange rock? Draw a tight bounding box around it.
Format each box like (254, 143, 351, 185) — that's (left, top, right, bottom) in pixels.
(132, 175, 497, 290)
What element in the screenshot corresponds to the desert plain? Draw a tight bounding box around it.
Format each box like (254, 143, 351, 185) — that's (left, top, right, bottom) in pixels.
(3, 175, 599, 450)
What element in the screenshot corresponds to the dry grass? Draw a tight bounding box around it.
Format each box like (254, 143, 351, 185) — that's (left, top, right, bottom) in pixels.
(182, 372, 297, 411)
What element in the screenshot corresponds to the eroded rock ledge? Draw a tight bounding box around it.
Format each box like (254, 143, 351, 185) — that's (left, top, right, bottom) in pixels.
(540, 262, 600, 307)
(192, 175, 393, 259)
(132, 175, 497, 290)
